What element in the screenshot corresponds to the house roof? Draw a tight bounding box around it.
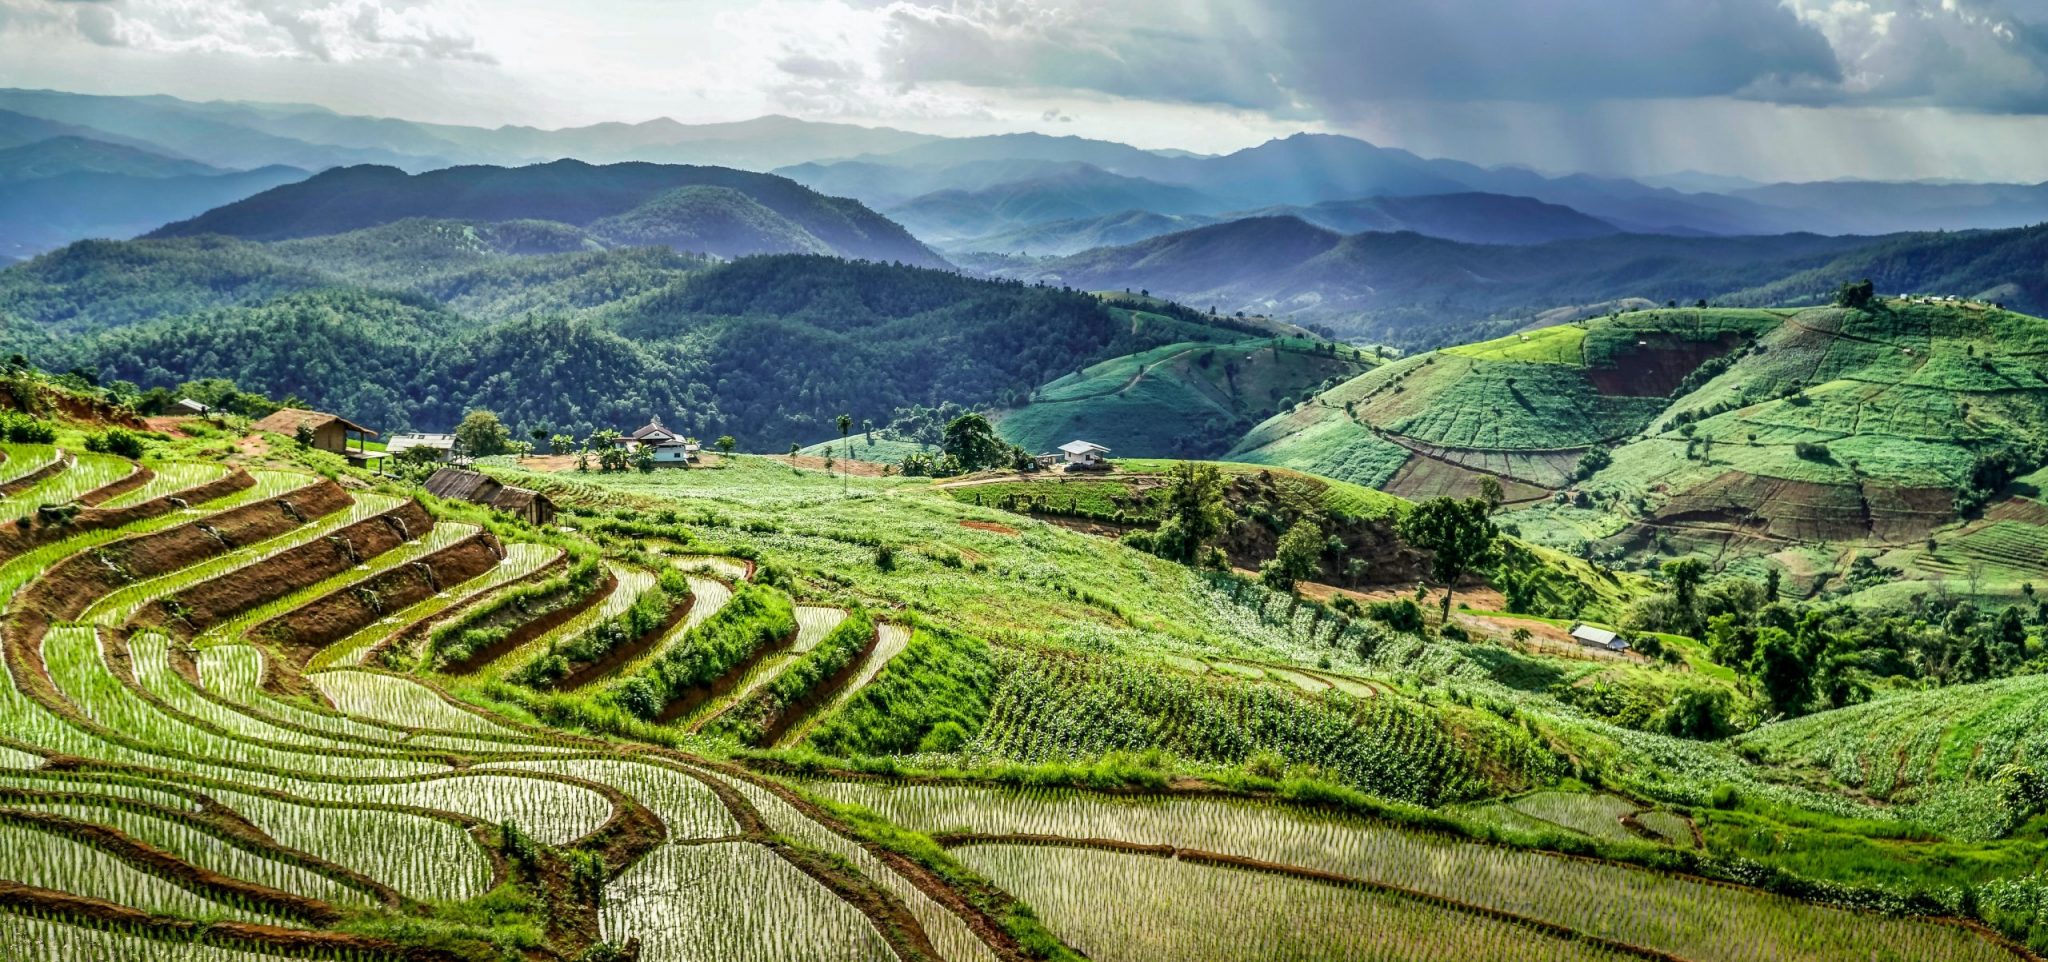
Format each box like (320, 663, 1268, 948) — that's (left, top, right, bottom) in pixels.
(424, 467, 552, 517)
(1059, 440, 1111, 455)
(250, 408, 376, 438)
(626, 417, 677, 441)
(388, 433, 455, 453)
(174, 398, 210, 413)
(1569, 624, 1623, 647)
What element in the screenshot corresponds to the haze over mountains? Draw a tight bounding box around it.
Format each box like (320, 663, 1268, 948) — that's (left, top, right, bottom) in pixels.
(4, 85, 2048, 351)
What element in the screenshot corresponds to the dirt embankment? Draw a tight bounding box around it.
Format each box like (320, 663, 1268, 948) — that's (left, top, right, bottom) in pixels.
(751, 626, 880, 745)
(132, 500, 433, 640)
(554, 598, 693, 693)
(252, 532, 508, 669)
(14, 480, 352, 630)
(652, 624, 793, 723)
(0, 468, 254, 560)
(0, 456, 68, 497)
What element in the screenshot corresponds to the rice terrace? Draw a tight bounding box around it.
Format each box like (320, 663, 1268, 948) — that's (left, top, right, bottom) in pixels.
(10, 2, 2048, 960)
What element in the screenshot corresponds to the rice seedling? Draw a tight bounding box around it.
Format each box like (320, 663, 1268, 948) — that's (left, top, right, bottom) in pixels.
(0, 800, 374, 907)
(814, 783, 2017, 962)
(481, 757, 739, 840)
(1506, 791, 1642, 842)
(1635, 810, 1696, 848)
(958, 842, 1632, 962)
(41, 626, 446, 779)
(791, 606, 848, 654)
(602, 842, 895, 962)
(195, 520, 482, 646)
(0, 772, 199, 812)
(195, 645, 411, 745)
(0, 821, 287, 925)
(664, 553, 750, 581)
(0, 443, 62, 485)
(785, 622, 908, 745)
(82, 493, 406, 627)
(130, 631, 410, 755)
(0, 744, 38, 770)
(706, 770, 999, 962)
(313, 542, 561, 669)
(309, 669, 518, 736)
(0, 470, 316, 617)
(0, 451, 134, 520)
(0, 911, 328, 961)
(94, 461, 233, 509)
(201, 786, 490, 903)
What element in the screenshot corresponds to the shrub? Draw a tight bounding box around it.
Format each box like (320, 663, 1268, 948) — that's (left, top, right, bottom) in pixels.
(84, 428, 146, 459)
(1364, 599, 1425, 633)
(1793, 441, 1831, 462)
(0, 412, 55, 443)
(604, 582, 796, 720)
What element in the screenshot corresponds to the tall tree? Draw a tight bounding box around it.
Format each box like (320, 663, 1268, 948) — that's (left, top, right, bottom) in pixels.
(1155, 461, 1232, 564)
(1261, 519, 1324, 593)
(1397, 497, 1499, 621)
(454, 409, 511, 457)
(942, 413, 1006, 473)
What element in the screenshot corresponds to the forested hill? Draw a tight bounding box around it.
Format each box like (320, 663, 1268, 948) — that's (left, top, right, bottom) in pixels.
(0, 235, 1263, 445)
(147, 160, 948, 267)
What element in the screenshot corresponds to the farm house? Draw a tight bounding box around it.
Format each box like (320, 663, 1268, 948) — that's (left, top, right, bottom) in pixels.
(612, 417, 699, 464)
(387, 433, 455, 461)
(251, 407, 382, 464)
(1569, 623, 1630, 652)
(1056, 440, 1112, 470)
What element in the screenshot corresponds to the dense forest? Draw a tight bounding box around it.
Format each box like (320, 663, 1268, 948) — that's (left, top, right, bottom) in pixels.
(0, 229, 1257, 445)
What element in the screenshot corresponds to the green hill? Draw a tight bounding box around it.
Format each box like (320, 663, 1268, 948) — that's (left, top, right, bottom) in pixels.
(146, 159, 948, 266)
(1238, 298, 2048, 600)
(994, 335, 1374, 458)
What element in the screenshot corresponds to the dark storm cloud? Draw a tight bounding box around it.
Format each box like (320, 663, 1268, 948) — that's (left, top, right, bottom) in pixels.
(1268, 0, 1842, 106)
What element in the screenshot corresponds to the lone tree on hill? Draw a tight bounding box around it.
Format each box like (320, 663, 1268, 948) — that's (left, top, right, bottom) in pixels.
(455, 410, 511, 458)
(1154, 461, 1233, 565)
(716, 435, 736, 455)
(1397, 496, 1500, 621)
(941, 413, 1007, 473)
(1261, 518, 1324, 593)
(1835, 278, 1877, 310)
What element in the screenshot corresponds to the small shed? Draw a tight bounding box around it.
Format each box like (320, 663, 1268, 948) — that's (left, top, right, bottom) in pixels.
(1569, 623, 1630, 652)
(174, 398, 211, 416)
(251, 407, 378, 460)
(1057, 440, 1111, 469)
(424, 467, 556, 526)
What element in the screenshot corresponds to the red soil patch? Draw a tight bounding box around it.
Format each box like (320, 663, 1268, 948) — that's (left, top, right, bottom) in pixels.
(1584, 334, 1744, 397)
(959, 520, 1018, 536)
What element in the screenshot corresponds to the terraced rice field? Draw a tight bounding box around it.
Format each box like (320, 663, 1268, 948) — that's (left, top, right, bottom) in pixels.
(812, 782, 2013, 962)
(311, 540, 562, 669)
(0, 451, 133, 519)
(0, 445, 2027, 962)
(484, 561, 658, 682)
(93, 461, 232, 509)
(781, 622, 909, 746)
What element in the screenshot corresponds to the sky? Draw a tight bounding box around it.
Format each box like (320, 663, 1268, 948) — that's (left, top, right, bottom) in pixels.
(1, 0, 2047, 182)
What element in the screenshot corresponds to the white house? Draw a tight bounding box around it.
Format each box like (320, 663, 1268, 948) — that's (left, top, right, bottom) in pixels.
(1569, 623, 1630, 652)
(1057, 440, 1112, 469)
(387, 433, 455, 461)
(613, 417, 696, 464)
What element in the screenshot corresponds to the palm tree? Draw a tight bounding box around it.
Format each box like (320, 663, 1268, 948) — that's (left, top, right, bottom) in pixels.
(834, 413, 853, 489)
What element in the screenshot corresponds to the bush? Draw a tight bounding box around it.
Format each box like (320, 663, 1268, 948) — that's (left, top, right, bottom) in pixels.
(84, 428, 146, 459)
(0, 412, 55, 444)
(1364, 599, 1425, 633)
(703, 610, 875, 745)
(604, 582, 796, 720)
(1792, 441, 1831, 462)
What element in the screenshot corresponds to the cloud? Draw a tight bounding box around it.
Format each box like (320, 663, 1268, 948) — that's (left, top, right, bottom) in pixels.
(876, 0, 1297, 113)
(1774, 0, 2048, 112)
(0, 0, 494, 63)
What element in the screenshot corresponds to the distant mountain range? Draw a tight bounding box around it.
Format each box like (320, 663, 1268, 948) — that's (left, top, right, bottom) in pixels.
(975, 216, 2048, 347)
(148, 161, 945, 267)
